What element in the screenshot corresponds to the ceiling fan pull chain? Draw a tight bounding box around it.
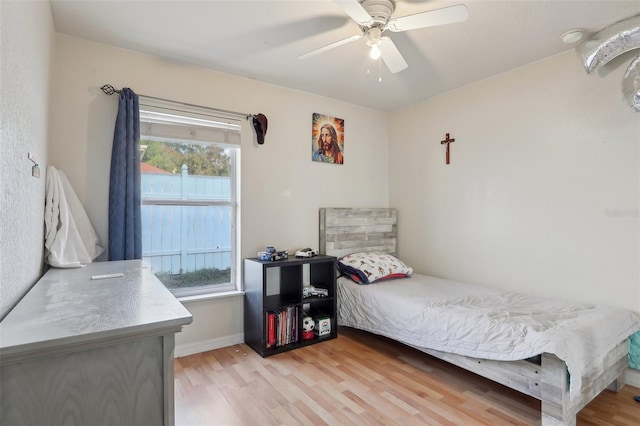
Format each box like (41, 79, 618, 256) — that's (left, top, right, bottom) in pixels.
(379, 56, 382, 83)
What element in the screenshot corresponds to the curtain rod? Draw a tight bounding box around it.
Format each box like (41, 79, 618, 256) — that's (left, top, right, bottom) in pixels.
(100, 84, 253, 120)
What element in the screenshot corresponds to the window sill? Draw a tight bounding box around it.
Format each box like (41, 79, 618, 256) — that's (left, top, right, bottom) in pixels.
(177, 290, 245, 303)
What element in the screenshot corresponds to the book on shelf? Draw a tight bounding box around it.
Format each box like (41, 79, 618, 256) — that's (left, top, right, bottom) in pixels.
(265, 305, 299, 348)
(266, 312, 276, 348)
(282, 307, 287, 346)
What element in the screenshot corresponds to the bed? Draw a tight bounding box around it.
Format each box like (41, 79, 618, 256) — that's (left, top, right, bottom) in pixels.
(319, 207, 640, 426)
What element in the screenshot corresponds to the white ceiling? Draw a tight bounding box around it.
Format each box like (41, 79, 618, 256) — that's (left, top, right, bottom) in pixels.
(50, 0, 640, 111)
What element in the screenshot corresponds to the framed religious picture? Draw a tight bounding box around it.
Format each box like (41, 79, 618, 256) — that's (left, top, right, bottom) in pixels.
(311, 113, 344, 165)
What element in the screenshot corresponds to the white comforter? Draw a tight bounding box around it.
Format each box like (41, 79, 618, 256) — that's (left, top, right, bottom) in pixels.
(337, 274, 640, 397)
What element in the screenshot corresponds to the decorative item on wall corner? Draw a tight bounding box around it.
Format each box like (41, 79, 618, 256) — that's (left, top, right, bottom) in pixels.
(28, 152, 40, 178)
(440, 133, 456, 165)
(576, 14, 640, 112)
(311, 113, 344, 165)
(252, 113, 268, 145)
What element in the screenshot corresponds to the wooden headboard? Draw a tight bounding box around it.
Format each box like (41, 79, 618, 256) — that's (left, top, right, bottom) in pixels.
(319, 208, 397, 258)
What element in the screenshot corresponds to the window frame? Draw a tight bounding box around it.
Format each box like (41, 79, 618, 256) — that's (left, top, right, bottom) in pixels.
(138, 100, 242, 298)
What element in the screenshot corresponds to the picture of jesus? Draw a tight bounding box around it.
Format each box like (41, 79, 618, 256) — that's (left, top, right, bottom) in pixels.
(312, 113, 344, 165)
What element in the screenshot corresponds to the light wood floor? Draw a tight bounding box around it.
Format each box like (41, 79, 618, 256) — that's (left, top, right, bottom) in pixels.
(174, 327, 640, 425)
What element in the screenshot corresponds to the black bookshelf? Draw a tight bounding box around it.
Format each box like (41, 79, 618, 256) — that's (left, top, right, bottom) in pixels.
(243, 255, 337, 357)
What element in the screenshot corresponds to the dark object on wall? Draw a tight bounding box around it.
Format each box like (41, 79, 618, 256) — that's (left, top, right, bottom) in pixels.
(252, 113, 268, 144)
(440, 133, 456, 165)
(634, 395, 640, 403)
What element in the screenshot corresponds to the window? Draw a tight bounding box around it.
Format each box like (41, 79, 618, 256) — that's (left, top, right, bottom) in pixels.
(139, 98, 241, 298)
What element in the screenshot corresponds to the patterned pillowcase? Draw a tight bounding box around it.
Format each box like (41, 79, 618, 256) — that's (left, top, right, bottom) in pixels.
(338, 252, 413, 284)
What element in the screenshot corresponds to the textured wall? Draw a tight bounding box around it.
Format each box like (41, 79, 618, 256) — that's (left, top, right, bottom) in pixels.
(0, 2, 54, 319)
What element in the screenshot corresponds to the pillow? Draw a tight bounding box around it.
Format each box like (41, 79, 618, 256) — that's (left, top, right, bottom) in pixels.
(337, 252, 413, 284)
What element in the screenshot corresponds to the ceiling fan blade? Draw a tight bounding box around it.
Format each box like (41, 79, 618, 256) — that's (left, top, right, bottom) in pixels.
(387, 4, 468, 33)
(333, 0, 374, 26)
(298, 34, 362, 60)
(379, 36, 408, 73)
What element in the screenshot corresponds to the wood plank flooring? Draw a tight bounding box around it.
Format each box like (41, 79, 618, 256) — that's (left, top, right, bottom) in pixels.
(174, 327, 640, 425)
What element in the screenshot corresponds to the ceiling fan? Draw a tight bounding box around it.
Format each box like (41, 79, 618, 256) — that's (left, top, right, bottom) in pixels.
(298, 0, 468, 73)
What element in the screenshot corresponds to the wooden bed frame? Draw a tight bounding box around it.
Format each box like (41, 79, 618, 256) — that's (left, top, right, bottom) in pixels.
(319, 207, 628, 426)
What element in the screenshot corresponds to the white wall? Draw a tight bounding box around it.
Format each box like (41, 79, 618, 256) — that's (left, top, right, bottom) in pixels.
(390, 51, 639, 312)
(0, 1, 54, 319)
(18, 21, 638, 356)
(49, 34, 389, 351)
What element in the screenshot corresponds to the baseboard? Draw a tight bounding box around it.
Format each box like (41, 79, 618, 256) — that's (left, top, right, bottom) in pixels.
(626, 367, 640, 388)
(175, 333, 244, 358)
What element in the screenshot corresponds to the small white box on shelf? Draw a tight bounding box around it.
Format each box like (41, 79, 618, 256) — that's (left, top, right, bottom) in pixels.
(314, 316, 331, 336)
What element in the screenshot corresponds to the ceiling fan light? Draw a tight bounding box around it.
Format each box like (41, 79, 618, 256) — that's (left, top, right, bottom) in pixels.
(370, 44, 382, 60)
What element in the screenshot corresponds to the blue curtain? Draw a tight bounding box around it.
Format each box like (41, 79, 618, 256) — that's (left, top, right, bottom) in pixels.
(108, 88, 141, 260)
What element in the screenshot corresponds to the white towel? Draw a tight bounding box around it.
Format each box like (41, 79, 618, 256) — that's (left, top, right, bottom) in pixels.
(44, 166, 104, 268)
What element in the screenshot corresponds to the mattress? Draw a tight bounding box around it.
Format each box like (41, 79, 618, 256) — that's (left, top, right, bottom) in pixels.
(337, 273, 640, 397)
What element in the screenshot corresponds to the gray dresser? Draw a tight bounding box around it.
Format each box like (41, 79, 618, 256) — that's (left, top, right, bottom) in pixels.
(0, 260, 192, 426)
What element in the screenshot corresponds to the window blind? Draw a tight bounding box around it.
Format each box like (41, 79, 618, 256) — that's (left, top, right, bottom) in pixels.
(139, 97, 242, 146)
